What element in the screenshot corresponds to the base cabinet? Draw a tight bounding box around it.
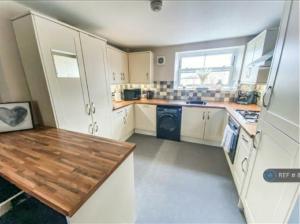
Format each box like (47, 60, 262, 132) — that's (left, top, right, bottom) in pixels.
(232, 129, 252, 194)
(112, 105, 134, 141)
(134, 104, 156, 136)
(181, 107, 225, 146)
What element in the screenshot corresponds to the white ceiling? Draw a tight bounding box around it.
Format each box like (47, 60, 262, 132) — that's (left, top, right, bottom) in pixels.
(16, 0, 285, 48)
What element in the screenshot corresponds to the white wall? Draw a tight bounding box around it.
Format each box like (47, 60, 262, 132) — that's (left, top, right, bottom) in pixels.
(149, 36, 253, 81)
(0, 1, 31, 102)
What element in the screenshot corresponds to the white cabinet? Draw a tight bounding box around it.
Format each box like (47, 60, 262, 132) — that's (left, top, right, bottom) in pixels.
(128, 51, 153, 84)
(181, 107, 225, 146)
(13, 13, 112, 137)
(112, 105, 134, 141)
(107, 46, 129, 84)
(260, 0, 299, 143)
(242, 120, 299, 223)
(203, 109, 226, 144)
(240, 28, 278, 84)
(135, 104, 156, 135)
(232, 129, 252, 194)
(181, 107, 206, 141)
(242, 2, 299, 223)
(80, 33, 113, 138)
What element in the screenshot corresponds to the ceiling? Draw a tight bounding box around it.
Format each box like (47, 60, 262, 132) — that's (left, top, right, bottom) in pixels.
(16, 0, 285, 48)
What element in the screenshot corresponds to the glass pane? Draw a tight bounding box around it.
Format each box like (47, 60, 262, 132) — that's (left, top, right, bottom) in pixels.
(181, 56, 205, 69)
(52, 51, 80, 78)
(205, 54, 233, 68)
(179, 71, 230, 87)
(179, 72, 201, 86)
(203, 71, 230, 85)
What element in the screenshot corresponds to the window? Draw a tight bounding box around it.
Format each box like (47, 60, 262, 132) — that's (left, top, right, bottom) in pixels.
(175, 47, 242, 89)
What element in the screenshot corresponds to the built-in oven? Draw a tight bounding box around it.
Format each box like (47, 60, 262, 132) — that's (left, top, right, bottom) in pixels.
(227, 116, 240, 164)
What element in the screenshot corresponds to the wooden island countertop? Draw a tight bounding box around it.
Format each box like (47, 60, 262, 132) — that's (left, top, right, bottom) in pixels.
(0, 128, 135, 217)
(113, 99, 260, 137)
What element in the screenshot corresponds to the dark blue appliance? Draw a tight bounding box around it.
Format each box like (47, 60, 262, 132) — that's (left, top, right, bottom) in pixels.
(157, 105, 182, 141)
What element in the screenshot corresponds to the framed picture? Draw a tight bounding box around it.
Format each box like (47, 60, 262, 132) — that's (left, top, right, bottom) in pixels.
(0, 102, 34, 133)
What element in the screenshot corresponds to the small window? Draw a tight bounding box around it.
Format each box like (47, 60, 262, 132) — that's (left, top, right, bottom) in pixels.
(52, 50, 80, 78)
(175, 47, 242, 89)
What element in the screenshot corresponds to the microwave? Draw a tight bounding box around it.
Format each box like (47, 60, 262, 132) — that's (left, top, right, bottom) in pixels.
(123, 89, 141, 101)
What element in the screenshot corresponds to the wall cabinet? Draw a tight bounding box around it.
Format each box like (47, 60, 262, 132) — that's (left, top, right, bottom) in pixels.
(112, 105, 134, 141)
(13, 13, 113, 137)
(128, 51, 153, 84)
(107, 46, 129, 84)
(181, 107, 225, 146)
(240, 28, 278, 84)
(134, 104, 156, 135)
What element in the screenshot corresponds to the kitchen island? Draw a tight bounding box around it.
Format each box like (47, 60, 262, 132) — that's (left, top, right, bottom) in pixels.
(0, 128, 136, 223)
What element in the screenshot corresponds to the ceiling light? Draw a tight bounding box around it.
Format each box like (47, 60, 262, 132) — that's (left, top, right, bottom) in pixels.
(151, 0, 163, 12)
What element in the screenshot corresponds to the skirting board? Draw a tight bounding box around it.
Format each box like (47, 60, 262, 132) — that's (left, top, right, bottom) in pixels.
(121, 130, 135, 142)
(180, 136, 221, 147)
(134, 129, 156, 136)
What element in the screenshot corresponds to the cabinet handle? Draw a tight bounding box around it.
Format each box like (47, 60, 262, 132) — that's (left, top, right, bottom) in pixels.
(242, 135, 249, 143)
(113, 72, 116, 81)
(263, 86, 272, 108)
(202, 112, 205, 120)
(241, 157, 248, 173)
(146, 73, 149, 80)
(123, 117, 126, 124)
(207, 112, 210, 120)
(93, 122, 99, 134)
(253, 130, 262, 149)
(91, 102, 96, 114)
(86, 104, 91, 115)
(88, 123, 93, 134)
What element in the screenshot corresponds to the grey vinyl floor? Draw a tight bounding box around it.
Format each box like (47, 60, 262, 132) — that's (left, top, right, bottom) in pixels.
(128, 134, 245, 224)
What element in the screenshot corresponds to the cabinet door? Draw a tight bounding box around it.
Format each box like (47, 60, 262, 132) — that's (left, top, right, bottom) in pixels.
(80, 33, 113, 138)
(240, 40, 256, 84)
(129, 52, 152, 83)
(112, 109, 124, 141)
(33, 16, 92, 134)
(107, 47, 121, 84)
(233, 129, 252, 194)
(252, 31, 266, 61)
(203, 108, 226, 144)
(135, 104, 156, 134)
(121, 52, 129, 83)
(124, 105, 134, 137)
(181, 107, 206, 140)
(261, 1, 299, 142)
(243, 120, 299, 223)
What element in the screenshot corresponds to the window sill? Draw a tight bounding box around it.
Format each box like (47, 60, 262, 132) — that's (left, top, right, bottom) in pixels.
(174, 86, 237, 92)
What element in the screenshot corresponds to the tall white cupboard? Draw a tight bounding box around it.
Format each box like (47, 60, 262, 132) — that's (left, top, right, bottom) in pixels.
(13, 13, 113, 138)
(241, 1, 299, 223)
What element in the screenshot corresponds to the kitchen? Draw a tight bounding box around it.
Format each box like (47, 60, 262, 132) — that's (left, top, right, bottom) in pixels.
(0, 0, 298, 223)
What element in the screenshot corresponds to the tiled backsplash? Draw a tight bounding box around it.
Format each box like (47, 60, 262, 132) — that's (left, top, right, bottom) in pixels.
(111, 81, 237, 102)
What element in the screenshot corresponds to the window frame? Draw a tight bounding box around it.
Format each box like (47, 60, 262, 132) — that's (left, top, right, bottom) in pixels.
(174, 47, 240, 90)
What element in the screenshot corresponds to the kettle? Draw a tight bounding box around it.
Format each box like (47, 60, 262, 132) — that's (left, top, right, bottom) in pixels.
(146, 90, 154, 99)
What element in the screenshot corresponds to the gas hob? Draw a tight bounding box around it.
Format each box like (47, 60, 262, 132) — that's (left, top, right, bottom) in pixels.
(236, 109, 260, 123)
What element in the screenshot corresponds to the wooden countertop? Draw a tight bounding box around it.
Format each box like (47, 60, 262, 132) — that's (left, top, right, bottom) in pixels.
(0, 128, 135, 217)
(112, 99, 260, 137)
